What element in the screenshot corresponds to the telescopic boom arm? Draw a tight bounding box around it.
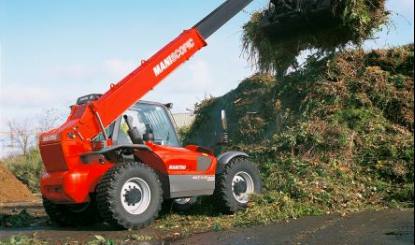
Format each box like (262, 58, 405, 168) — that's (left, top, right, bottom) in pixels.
(195, 0, 253, 39)
(67, 0, 253, 142)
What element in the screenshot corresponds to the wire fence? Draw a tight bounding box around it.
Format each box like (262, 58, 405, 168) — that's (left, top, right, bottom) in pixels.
(0, 130, 40, 135)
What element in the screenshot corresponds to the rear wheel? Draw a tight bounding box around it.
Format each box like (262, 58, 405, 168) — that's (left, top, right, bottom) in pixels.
(42, 197, 99, 226)
(214, 158, 262, 213)
(96, 161, 163, 229)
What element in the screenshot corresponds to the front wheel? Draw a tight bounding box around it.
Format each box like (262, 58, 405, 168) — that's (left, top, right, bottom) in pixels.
(96, 161, 163, 229)
(214, 158, 262, 213)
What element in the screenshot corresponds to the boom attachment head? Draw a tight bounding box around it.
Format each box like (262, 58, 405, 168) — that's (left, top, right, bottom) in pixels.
(261, 0, 334, 37)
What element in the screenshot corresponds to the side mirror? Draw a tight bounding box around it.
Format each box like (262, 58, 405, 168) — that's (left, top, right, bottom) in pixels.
(217, 109, 229, 145)
(164, 103, 173, 110)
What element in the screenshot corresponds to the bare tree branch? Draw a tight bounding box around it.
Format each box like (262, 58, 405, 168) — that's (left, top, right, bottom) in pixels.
(8, 119, 33, 156)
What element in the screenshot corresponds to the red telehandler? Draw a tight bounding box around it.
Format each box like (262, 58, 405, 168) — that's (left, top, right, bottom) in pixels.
(39, 0, 261, 229)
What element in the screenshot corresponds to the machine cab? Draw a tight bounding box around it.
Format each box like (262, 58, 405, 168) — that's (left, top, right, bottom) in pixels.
(114, 101, 181, 147)
(91, 101, 181, 147)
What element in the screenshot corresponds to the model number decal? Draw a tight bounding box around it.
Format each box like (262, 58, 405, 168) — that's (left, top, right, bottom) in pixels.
(192, 175, 214, 182)
(169, 165, 187, 170)
(153, 38, 195, 77)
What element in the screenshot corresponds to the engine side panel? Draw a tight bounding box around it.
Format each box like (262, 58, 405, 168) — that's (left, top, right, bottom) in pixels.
(147, 143, 217, 198)
(169, 175, 215, 198)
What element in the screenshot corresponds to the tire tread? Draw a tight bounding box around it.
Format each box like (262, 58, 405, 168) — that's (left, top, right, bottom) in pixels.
(96, 161, 163, 229)
(214, 157, 261, 213)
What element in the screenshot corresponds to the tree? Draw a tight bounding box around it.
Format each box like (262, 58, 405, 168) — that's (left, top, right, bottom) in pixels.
(6, 108, 65, 156)
(8, 119, 33, 156)
(37, 108, 65, 132)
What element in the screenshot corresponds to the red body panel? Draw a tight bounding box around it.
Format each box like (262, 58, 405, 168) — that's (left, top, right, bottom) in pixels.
(40, 163, 113, 203)
(40, 143, 216, 203)
(147, 143, 217, 176)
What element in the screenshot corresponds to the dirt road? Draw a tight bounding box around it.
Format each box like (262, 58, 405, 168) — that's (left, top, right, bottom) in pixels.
(0, 206, 413, 244)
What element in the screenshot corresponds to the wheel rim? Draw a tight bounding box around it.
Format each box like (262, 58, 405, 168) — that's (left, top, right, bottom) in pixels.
(232, 171, 255, 204)
(174, 198, 192, 205)
(121, 177, 151, 215)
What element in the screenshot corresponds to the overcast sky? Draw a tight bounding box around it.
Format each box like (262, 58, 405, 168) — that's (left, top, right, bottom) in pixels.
(0, 0, 414, 133)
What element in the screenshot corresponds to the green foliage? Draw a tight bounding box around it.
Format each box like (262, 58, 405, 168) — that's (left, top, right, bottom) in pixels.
(155, 191, 324, 236)
(3, 149, 44, 192)
(386, 183, 414, 203)
(0, 236, 46, 245)
(185, 45, 414, 213)
(87, 235, 115, 245)
(233, 191, 323, 227)
(242, 0, 389, 77)
(177, 125, 192, 145)
(0, 210, 38, 228)
(183, 74, 277, 148)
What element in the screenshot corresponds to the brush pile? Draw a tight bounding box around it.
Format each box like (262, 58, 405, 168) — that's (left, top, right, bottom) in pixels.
(184, 45, 414, 212)
(243, 0, 389, 77)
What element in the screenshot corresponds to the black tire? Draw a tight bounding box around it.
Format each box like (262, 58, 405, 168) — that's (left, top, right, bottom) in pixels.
(96, 161, 163, 229)
(214, 157, 262, 213)
(172, 197, 198, 212)
(42, 197, 99, 227)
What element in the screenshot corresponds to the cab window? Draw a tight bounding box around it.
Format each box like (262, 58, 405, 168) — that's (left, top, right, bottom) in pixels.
(93, 122, 115, 142)
(117, 103, 180, 147)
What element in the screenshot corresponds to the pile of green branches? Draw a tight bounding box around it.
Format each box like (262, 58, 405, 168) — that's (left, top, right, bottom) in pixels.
(184, 44, 414, 212)
(243, 0, 388, 78)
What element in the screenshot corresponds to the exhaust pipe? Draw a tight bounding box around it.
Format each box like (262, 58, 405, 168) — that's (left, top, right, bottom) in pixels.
(220, 110, 229, 145)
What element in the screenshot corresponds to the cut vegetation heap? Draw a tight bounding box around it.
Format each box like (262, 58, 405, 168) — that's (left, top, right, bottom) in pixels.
(184, 45, 414, 218)
(243, 0, 389, 77)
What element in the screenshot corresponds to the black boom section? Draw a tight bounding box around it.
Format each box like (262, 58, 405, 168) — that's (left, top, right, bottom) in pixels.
(194, 0, 254, 39)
